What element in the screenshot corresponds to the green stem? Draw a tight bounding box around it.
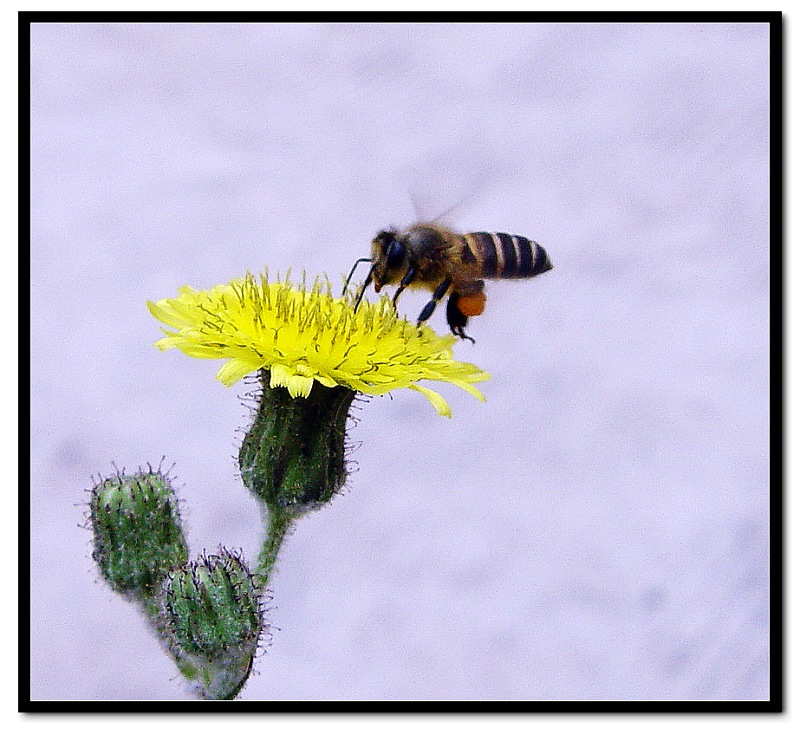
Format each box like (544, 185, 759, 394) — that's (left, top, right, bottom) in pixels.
(255, 505, 293, 592)
(174, 649, 254, 700)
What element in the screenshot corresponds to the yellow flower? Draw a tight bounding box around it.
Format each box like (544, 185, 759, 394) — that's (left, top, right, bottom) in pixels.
(147, 272, 490, 417)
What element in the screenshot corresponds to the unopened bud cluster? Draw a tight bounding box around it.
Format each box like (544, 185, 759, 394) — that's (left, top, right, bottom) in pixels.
(88, 470, 261, 699)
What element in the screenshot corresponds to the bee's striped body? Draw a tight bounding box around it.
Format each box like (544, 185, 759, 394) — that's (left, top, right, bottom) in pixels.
(348, 222, 552, 342)
(458, 231, 552, 280)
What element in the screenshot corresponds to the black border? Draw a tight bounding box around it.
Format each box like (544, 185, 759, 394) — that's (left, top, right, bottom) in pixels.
(21, 10, 782, 713)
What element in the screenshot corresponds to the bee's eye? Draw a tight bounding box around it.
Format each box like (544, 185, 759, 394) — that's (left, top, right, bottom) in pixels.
(386, 240, 405, 269)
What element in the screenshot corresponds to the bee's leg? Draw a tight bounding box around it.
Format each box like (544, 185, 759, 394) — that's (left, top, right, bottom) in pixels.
(416, 277, 453, 325)
(445, 281, 485, 343)
(391, 266, 417, 308)
(446, 293, 474, 343)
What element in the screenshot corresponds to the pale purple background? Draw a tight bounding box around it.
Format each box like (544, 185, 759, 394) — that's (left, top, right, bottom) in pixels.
(30, 22, 771, 701)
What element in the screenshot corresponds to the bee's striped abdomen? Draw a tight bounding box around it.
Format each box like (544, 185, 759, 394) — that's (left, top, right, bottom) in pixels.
(462, 232, 552, 279)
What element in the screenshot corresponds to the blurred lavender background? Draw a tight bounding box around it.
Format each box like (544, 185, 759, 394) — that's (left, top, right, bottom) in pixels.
(29, 22, 770, 700)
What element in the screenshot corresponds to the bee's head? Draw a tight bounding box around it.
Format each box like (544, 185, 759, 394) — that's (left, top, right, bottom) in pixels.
(371, 229, 407, 291)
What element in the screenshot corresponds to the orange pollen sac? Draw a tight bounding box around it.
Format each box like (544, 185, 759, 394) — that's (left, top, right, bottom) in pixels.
(457, 292, 487, 317)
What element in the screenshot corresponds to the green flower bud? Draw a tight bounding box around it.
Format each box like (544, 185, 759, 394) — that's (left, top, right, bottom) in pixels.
(239, 372, 355, 517)
(161, 550, 263, 700)
(89, 469, 188, 597)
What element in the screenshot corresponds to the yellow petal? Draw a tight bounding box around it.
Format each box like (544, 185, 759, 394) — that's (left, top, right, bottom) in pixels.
(449, 380, 488, 402)
(407, 384, 452, 418)
(217, 358, 262, 387)
(146, 300, 180, 328)
(287, 374, 314, 398)
(269, 363, 292, 389)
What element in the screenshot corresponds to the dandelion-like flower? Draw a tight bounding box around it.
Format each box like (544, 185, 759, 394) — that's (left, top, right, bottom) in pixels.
(147, 271, 489, 417)
(148, 270, 492, 582)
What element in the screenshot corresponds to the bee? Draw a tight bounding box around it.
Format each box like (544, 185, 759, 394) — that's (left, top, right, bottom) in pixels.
(344, 223, 553, 342)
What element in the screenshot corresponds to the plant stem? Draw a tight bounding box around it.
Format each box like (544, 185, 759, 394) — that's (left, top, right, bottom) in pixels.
(255, 505, 293, 592)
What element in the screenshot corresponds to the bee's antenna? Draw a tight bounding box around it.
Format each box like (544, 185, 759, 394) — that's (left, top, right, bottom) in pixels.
(353, 263, 377, 311)
(343, 257, 373, 296)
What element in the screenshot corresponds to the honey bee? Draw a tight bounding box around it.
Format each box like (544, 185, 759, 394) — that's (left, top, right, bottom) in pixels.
(344, 223, 553, 342)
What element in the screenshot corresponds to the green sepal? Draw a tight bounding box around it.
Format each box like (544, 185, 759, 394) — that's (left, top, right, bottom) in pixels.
(239, 370, 355, 517)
